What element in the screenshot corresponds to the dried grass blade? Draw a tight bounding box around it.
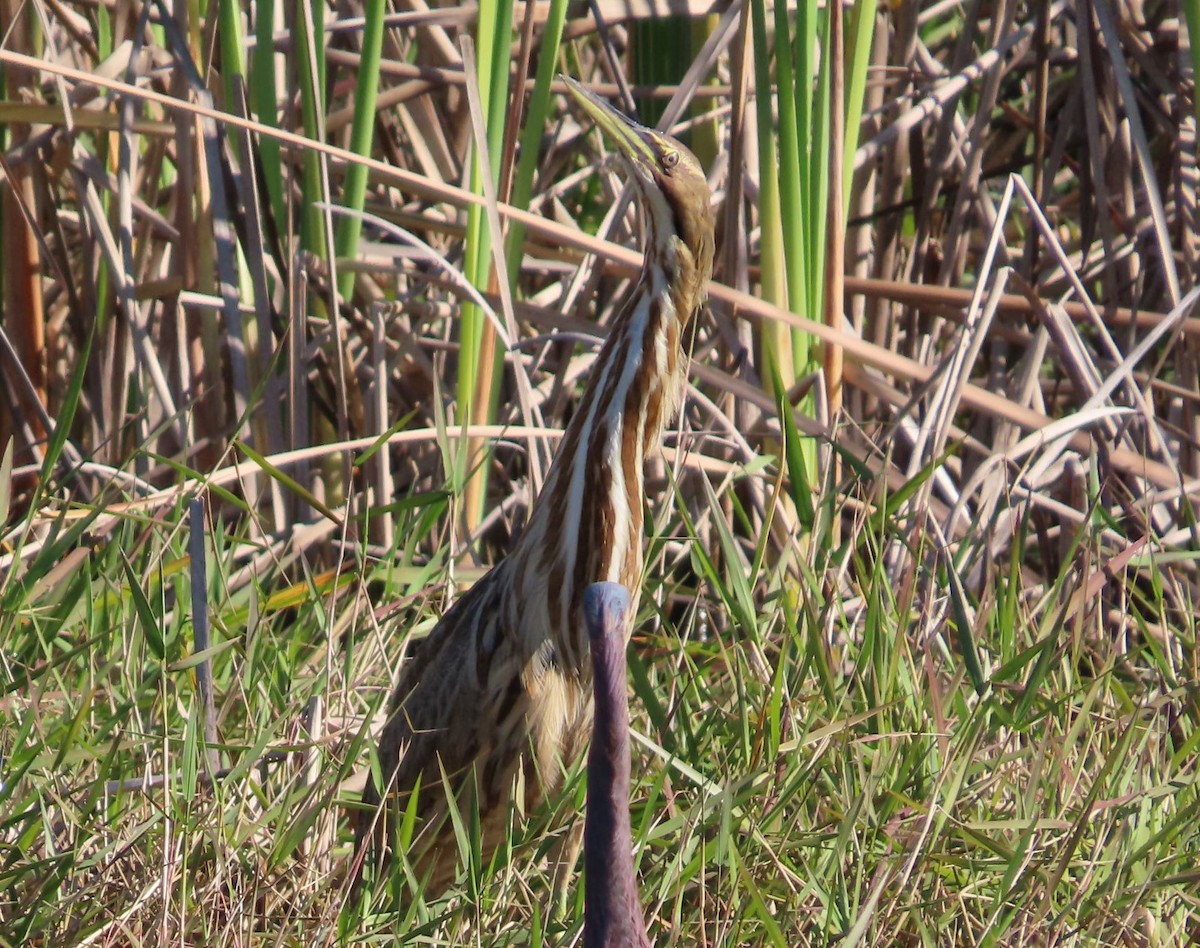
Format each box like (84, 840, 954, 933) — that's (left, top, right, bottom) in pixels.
(1091, 0, 1181, 305)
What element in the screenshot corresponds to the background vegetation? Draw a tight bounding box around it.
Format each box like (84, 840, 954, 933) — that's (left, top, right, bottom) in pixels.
(1, 0, 1198, 944)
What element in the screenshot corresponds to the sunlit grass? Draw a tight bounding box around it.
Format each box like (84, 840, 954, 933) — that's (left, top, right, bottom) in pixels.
(2, 439, 1196, 943)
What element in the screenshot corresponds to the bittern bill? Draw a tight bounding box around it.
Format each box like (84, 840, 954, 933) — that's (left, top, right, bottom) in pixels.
(353, 75, 715, 895)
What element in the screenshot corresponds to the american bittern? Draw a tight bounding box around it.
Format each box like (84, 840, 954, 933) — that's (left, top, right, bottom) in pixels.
(582, 582, 650, 948)
(354, 76, 714, 893)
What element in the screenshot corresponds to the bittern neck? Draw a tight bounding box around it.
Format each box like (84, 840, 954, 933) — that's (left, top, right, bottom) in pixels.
(507, 247, 695, 671)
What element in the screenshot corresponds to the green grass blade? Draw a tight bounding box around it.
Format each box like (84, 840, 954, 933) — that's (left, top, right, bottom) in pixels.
(233, 439, 343, 525)
(251, 0, 286, 235)
(334, 0, 386, 300)
(458, 0, 515, 530)
(504, 0, 569, 283)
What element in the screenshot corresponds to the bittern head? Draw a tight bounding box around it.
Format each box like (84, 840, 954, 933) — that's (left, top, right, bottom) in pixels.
(563, 76, 714, 290)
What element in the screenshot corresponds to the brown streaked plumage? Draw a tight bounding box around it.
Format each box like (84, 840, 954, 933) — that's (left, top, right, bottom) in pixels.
(353, 75, 715, 895)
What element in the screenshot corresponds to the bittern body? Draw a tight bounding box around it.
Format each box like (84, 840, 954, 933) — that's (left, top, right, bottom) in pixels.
(354, 77, 714, 893)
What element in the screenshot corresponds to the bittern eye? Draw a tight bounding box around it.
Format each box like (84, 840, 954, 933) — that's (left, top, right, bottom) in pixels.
(661, 150, 679, 170)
